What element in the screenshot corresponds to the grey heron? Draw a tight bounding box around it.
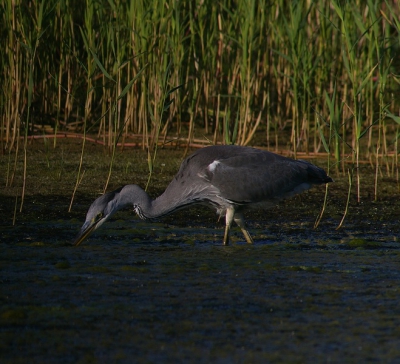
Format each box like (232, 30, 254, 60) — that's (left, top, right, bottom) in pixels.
(74, 145, 333, 246)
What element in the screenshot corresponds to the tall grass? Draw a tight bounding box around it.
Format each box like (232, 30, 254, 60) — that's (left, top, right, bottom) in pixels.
(1, 0, 399, 208)
(2, 0, 398, 149)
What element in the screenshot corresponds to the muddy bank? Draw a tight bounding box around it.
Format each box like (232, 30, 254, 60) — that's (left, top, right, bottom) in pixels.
(1, 141, 400, 363)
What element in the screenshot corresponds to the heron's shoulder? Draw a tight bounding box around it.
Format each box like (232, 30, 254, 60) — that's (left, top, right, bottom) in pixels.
(189, 145, 274, 164)
(173, 146, 243, 181)
(178, 146, 296, 180)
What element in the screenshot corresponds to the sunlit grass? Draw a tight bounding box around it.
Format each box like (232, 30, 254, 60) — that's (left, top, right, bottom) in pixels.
(2, 0, 398, 152)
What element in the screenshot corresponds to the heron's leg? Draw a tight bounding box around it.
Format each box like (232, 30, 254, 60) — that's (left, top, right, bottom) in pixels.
(223, 207, 235, 245)
(234, 212, 254, 244)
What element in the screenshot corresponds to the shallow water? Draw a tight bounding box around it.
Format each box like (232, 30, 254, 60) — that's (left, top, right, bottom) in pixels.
(1, 143, 400, 363)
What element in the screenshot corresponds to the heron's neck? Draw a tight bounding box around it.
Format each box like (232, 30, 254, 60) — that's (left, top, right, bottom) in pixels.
(145, 192, 183, 219)
(118, 184, 179, 220)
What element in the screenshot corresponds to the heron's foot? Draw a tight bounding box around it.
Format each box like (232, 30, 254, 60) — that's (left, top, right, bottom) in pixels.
(223, 208, 235, 246)
(243, 230, 254, 244)
(233, 212, 254, 244)
(223, 232, 230, 246)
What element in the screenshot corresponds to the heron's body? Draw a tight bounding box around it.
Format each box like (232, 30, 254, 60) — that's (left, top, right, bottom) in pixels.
(74, 145, 333, 246)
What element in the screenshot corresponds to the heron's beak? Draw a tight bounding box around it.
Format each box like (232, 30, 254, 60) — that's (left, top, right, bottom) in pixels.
(73, 216, 106, 246)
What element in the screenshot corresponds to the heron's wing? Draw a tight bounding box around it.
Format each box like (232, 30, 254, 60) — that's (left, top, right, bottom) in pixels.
(201, 150, 321, 204)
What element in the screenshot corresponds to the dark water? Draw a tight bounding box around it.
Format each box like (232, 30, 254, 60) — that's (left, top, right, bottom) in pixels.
(1, 144, 400, 363)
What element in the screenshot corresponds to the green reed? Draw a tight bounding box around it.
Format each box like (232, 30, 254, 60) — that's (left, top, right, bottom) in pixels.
(1, 0, 400, 220)
(2, 1, 399, 150)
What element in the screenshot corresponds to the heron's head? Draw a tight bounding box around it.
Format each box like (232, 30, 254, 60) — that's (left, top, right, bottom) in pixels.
(73, 187, 124, 246)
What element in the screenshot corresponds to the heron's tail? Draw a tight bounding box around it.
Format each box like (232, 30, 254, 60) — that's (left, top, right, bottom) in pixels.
(305, 163, 334, 184)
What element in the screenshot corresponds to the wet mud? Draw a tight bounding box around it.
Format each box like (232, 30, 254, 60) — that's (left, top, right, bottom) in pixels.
(1, 141, 400, 363)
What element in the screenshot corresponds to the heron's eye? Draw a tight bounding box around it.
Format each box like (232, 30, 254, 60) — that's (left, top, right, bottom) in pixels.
(96, 212, 103, 220)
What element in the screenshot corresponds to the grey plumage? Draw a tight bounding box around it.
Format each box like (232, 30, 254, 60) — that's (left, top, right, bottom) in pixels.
(74, 145, 333, 246)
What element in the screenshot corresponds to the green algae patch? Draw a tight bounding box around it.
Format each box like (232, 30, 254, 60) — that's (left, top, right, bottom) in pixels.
(287, 265, 323, 273)
(120, 265, 149, 273)
(346, 238, 383, 249)
(1, 308, 27, 322)
(87, 266, 112, 273)
(30, 241, 46, 246)
(54, 261, 71, 269)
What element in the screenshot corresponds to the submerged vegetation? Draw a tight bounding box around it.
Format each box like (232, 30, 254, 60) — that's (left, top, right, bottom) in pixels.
(1, 0, 399, 212)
